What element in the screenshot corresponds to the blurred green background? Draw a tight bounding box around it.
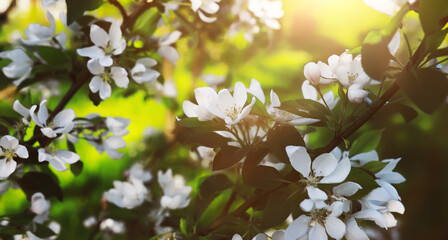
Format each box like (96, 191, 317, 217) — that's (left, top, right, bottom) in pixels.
(0, 0, 447, 239)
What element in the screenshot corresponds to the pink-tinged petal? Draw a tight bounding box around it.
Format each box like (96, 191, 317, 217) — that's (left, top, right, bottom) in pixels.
(89, 76, 103, 93)
(320, 157, 351, 184)
(312, 153, 338, 177)
(90, 24, 109, 48)
(325, 216, 345, 239)
(270, 90, 281, 107)
(285, 215, 310, 240)
(306, 186, 328, 201)
(15, 145, 29, 159)
(87, 59, 104, 75)
(309, 222, 327, 240)
(54, 150, 80, 164)
(247, 79, 265, 104)
(157, 46, 180, 65)
(99, 82, 112, 100)
(0, 159, 17, 180)
(286, 146, 311, 177)
(345, 217, 369, 240)
(77, 46, 103, 58)
(333, 182, 362, 197)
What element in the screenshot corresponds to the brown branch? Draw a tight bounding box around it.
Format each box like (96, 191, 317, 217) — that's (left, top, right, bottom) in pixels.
(108, 0, 128, 22)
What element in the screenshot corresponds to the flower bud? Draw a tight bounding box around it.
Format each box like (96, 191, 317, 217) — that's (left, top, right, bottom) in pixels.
(347, 84, 368, 104)
(303, 62, 321, 85)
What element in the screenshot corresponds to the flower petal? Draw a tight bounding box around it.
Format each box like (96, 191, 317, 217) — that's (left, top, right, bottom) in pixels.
(312, 153, 338, 177)
(333, 182, 362, 197)
(325, 216, 346, 239)
(285, 146, 311, 177)
(54, 150, 80, 164)
(285, 215, 310, 240)
(309, 222, 327, 240)
(90, 24, 109, 48)
(320, 157, 351, 184)
(306, 186, 328, 201)
(345, 217, 369, 240)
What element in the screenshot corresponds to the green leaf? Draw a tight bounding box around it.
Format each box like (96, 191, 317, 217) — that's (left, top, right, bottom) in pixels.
(242, 165, 283, 190)
(195, 174, 233, 221)
(267, 125, 305, 163)
(349, 129, 383, 157)
(345, 167, 380, 200)
(177, 118, 226, 131)
(338, 83, 348, 106)
(362, 3, 410, 80)
(175, 127, 229, 148)
(247, 93, 269, 117)
(66, 0, 103, 25)
(132, 8, 160, 37)
(375, 102, 418, 124)
(361, 161, 389, 174)
(212, 146, 248, 171)
(261, 184, 302, 228)
(18, 172, 63, 201)
(34, 223, 56, 238)
(70, 161, 83, 176)
(397, 67, 448, 114)
(36, 46, 70, 66)
(419, 0, 448, 34)
(180, 218, 188, 236)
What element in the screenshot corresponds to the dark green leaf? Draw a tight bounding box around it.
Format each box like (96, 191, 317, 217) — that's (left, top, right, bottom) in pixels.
(261, 184, 303, 228)
(419, 0, 448, 34)
(361, 161, 389, 174)
(36, 46, 70, 66)
(375, 102, 418, 124)
(397, 67, 448, 114)
(199, 174, 233, 198)
(242, 165, 283, 190)
(212, 146, 248, 171)
(66, 0, 103, 25)
(70, 161, 83, 176)
(345, 167, 380, 200)
(88, 91, 102, 106)
(180, 218, 188, 237)
(349, 129, 383, 157)
(177, 118, 226, 131)
(267, 125, 305, 163)
(34, 223, 56, 238)
(18, 172, 63, 201)
(175, 127, 229, 148)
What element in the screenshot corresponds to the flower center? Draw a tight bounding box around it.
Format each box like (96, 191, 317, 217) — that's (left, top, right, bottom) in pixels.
(225, 105, 241, 121)
(347, 72, 358, 82)
(103, 44, 114, 55)
(309, 208, 327, 226)
(101, 71, 113, 83)
(3, 149, 17, 161)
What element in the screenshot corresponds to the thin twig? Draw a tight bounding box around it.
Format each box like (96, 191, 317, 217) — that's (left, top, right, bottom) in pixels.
(108, 0, 128, 22)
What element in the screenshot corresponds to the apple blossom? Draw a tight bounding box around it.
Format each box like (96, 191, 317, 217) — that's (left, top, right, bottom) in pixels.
(77, 21, 126, 67)
(13, 100, 31, 125)
(127, 163, 152, 183)
(103, 177, 148, 209)
(304, 62, 322, 85)
(131, 58, 160, 84)
(248, 0, 284, 30)
(21, 11, 66, 48)
(190, 0, 221, 23)
(87, 59, 129, 100)
(30, 192, 51, 224)
(157, 31, 181, 66)
(183, 87, 218, 121)
(29, 100, 76, 138)
(158, 169, 192, 210)
(106, 116, 130, 137)
(38, 147, 80, 172)
(286, 146, 351, 203)
(201, 73, 225, 88)
(0, 135, 28, 180)
(247, 78, 265, 104)
(347, 83, 369, 104)
(100, 218, 125, 234)
(0, 49, 33, 86)
(228, 10, 260, 43)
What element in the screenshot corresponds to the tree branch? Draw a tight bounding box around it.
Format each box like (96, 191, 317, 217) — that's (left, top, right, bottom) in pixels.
(108, 0, 128, 22)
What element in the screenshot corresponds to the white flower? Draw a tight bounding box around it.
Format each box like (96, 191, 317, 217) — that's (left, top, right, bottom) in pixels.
(363, 0, 415, 16)
(345, 217, 369, 240)
(286, 146, 351, 202)
(38, 147, 80, 172)
(207, 81, 256, 125)
(131, 58, 160, 84)
(247, 78, 265, 104)
(248, 0, 284, 30)
(190, 0, 221, 23)
(183, 87, 218, 121)
(347, 84, 369, 104)
(201, 73, 225, 88)
(285, 201, 346, 240)
(29, 100, 76, 138)
(14, 100, 31, 124)
(87, 136, 126, 159)
(83, 216, 97, 228)
(158, 169, 192, 210)
(104, 177, 148, 209)
(0, 135, 28, 180)
(106, 116, 130, 137)
(304, 62, 322, 85)
(157, 31, 181, 65)
(232, 232, 284, 240)
(228, 10, 260, 43)
(87, 59, 129, 100)
(127, 163, 152, 183)
(100, 218, 125, 234)
(21, 11, 66, 48)
(77, 21, 126, 67)
(0, 49, 33, 86)
(30, 192, 50, 224)
(196, 146, 216, 167)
